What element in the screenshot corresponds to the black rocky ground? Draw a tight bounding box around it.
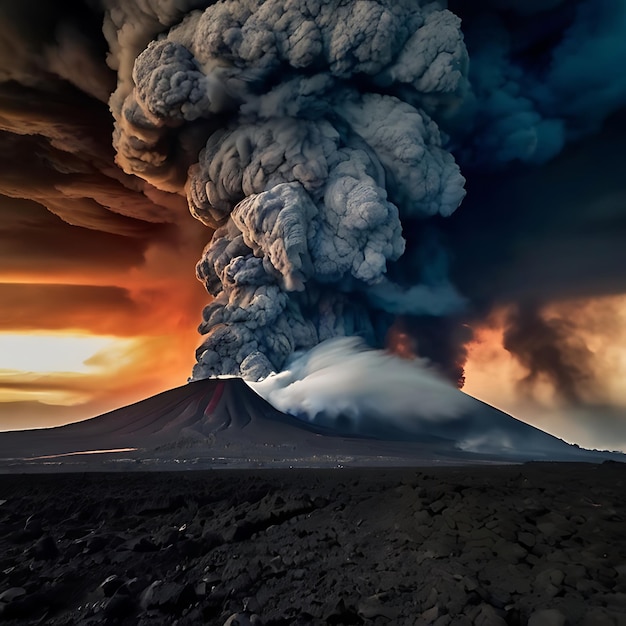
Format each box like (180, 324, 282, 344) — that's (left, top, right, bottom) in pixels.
(0, 463, 625, 625)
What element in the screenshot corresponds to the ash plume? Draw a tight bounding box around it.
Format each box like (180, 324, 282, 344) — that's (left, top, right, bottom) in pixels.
(113, 0, 469, 380)
(109, 0, 626, 392)
(503, 304, 596, 404)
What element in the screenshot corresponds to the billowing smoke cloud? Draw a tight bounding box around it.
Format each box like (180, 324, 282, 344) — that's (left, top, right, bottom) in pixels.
(448, 0, 626, 167)
(107, 0, 626, 395)
(113, 0, 469, 380)
(502, 303, 596, 404)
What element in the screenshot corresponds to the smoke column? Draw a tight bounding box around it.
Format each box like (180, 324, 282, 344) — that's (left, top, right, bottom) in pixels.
(113, 0, 469, 381)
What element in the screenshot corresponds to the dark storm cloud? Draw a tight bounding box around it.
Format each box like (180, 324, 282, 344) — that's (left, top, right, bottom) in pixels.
(0, 197, 148, 274)
(426, 0, 626, 401)
(0, 283, 141, 334)
(441, 110, 626, 401)
(447, 0, 626, 167)
(0, 0, 113, 102)
(0, 0, 209, 374)
(0, 0, 199, 236)
(0, 87, 187, 236)
(447, 113, 626, 306)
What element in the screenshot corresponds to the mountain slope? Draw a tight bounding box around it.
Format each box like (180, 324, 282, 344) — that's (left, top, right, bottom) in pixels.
(0, 378, 621, 470)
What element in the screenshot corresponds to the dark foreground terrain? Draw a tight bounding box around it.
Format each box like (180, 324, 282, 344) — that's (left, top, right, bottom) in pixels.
(0, 463, 624, 625)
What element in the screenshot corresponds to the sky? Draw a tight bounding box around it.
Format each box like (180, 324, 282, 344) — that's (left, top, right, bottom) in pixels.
(1, 0, 626, 452)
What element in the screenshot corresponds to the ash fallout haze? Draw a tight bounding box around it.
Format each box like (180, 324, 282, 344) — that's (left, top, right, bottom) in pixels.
(1, 0, 626, 453)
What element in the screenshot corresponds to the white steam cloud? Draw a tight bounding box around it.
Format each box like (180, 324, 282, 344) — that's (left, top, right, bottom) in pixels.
(249, 336, 473, 430)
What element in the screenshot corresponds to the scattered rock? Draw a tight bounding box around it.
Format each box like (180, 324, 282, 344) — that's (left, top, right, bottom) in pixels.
(201, 529, 224, 550)
(0, 464, 624, 625)
(535, 568, 564, 589)
(61, 526, 91, 540)
(0, 587, 26, 603)
(23, 516, 43, 539)
(99, 574, 125, 597)
(31, 535, 58, 560)
(518, 531, 536, 548)
(419, 604, 439, 622)
(140, 580, 163, 610)
(495, 540, 527, 563)
(527, 608, 567, 626)
(85, 534, 109, 554)
(358, 593, 398, 620)
(140, 580, 196, 614)
(581, 608, 620, 626)
(223, 611, 264, 625)
(429, 498, 447, 515)
(470, 603, 507, 626)
(126, 536, 159, 552)
(103, 592, 135, 619)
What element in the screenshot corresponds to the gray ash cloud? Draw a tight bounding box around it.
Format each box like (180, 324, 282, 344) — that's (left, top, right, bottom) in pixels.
(112, 0, 469, 380)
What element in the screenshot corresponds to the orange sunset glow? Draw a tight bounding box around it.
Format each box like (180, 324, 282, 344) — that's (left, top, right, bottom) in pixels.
(0, 196, 210, 430)
(463, 296, 626, 451)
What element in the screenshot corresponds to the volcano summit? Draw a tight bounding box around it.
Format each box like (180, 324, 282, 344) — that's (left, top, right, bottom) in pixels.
(0, 373, 620, 473)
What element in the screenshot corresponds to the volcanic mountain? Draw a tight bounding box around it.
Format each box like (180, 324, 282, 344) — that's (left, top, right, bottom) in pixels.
(0, 379, 620, 472)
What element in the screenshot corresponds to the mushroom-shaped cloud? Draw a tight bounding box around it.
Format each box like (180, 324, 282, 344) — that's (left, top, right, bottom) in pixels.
(113, 0, 469, 379)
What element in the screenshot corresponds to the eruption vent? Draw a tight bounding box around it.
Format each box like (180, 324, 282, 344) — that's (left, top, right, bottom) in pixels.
(113, 0, 469, 379)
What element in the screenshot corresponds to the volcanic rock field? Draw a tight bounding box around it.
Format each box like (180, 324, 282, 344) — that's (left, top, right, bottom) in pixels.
(0, 463, 625, 625)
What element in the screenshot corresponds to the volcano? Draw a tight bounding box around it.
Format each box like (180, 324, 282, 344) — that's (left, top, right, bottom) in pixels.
(0, 379, 621, 472)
